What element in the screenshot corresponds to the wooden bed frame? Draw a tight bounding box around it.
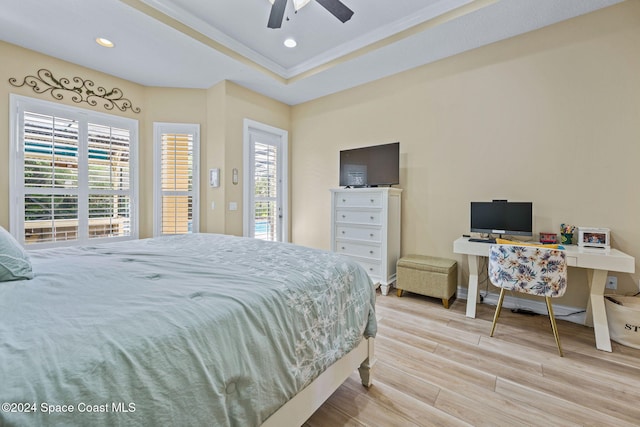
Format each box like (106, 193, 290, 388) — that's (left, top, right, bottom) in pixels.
(262, 337, 375, 426)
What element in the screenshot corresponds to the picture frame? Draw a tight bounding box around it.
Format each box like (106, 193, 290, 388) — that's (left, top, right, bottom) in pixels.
(578, 227, 610, 249)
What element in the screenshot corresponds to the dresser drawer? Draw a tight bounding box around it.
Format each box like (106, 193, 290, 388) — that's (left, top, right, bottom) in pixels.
(335, 209, 381, 225)
(336, 241, 381, 259)
(356, 260, 381, 278)
(336, 225, 381, 242)
(340, 254, 381, 278)
(335, 192, 382, 208)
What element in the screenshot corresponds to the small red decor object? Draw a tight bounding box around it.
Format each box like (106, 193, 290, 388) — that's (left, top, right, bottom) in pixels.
(539, 232, 558, 244)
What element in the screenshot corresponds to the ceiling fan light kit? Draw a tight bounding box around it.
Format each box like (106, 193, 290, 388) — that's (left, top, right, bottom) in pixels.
(294, 0, 312, 10)
(267, 0, 353, 29)
(268, 0, 311, 11)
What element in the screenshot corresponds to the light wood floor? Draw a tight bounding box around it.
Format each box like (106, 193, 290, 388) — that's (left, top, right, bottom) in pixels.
(304, 290, 640, 427)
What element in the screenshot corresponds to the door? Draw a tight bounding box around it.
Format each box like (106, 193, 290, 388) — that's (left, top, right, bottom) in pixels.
(243, 119, 288, 242)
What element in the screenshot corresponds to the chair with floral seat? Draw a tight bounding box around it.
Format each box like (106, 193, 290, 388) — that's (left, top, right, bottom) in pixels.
(488, 244, 568, 356)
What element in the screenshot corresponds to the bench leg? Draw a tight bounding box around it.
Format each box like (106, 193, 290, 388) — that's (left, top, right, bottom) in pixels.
(442, 293, 456, 309)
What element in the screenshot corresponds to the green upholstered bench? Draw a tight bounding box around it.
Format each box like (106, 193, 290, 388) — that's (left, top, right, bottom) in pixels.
(396, 255, 458, 309)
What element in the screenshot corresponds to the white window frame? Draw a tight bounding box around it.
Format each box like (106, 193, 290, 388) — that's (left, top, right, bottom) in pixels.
(9, 94, 139, 248)
(153, 122, 200, 237)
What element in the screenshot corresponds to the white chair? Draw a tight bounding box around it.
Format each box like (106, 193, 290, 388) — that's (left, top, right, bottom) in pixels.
(488, 244, 568, 356)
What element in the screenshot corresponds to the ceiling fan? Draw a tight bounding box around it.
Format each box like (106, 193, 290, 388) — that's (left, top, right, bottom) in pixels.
(267, 0, 354, 29)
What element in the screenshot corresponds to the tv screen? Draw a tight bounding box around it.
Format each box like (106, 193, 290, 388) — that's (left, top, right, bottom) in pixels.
(470, 201, 533, 237)
(339, 142, 399, 187)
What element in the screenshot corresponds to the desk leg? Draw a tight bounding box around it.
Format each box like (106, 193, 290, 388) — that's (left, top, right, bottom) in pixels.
(585, 269, 612, 352)
(466, 255, 480, 318)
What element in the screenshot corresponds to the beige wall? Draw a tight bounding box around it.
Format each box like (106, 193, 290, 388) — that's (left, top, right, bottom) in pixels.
(2, 2, 639, 309)
(142, 87, 208, 237)
(291, 1, 640, 307)
(222, 81, 291, 236)
(0, 42, 290, 239)
(204, 81, 228, 235)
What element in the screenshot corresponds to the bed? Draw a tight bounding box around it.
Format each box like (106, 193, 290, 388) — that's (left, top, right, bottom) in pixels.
(0, 232, 377, 426)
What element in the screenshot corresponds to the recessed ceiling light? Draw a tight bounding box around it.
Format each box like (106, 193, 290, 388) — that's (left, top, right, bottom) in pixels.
(96, 37, 114, 48)
(284, 38, 297, 48)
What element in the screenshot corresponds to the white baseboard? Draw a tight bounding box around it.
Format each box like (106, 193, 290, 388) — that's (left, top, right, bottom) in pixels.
(457, 286, 587, 325)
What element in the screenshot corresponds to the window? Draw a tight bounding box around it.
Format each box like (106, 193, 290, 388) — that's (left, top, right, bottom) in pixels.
(153, 123, 199, 236)
(10, 95, 138, 247)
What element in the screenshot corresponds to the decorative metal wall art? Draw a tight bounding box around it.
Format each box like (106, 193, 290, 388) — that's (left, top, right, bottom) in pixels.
(9, 68, 141, 113)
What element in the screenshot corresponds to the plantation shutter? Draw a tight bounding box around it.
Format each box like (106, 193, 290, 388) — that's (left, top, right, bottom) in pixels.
(253, 141, 278, 241)
(154, 124, 199, 236)
(87, 124, 132, 238)
(23, 112, 80, 243)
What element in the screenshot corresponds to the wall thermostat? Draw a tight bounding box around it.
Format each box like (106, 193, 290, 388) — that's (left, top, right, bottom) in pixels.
(209, 168, 220, 187)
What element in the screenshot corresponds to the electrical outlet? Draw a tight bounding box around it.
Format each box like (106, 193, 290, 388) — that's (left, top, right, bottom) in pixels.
(606, 276, 617, 290)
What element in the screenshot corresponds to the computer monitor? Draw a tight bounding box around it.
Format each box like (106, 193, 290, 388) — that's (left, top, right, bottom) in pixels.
(470, 201, 533, 237)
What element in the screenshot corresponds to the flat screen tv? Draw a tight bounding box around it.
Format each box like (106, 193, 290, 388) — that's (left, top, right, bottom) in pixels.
(470, 201, 533, 237)
(339, 142, 399, 187)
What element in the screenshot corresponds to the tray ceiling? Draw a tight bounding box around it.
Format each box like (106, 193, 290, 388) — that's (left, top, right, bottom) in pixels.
(0, 0, 623, 105)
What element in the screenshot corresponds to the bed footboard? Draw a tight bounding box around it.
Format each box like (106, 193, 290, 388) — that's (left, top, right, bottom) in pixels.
(262, 337, 374, 426)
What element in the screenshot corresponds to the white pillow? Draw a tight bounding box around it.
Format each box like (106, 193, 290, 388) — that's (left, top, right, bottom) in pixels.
(0, 225, 34, 281)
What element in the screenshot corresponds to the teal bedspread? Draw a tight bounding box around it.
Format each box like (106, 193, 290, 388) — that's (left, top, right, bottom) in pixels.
(0, 234, 376, 426)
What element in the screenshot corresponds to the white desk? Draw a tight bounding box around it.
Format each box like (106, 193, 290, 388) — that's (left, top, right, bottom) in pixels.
(453, 237, 635, 352)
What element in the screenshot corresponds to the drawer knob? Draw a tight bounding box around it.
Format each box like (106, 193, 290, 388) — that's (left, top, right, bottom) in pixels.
(370, 216, 374, 220)
(369, 268, 374, 271)
(341, 246, 345, 250)
(370, 233, 374, 237)
(370, 199, 374, 203)
(369, 250, 374, 254)
(341, 230, 345, 234)
(342, 215, 346, 218)
(342, 199, 346, 202)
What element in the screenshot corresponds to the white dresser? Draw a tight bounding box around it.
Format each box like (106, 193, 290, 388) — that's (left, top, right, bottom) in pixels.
(330, 187, 402, 295)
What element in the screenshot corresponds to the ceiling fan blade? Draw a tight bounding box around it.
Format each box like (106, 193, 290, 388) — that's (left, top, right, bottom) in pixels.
(315, 0, 354, 23)
(268, 0, 287, 29)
